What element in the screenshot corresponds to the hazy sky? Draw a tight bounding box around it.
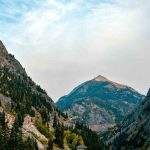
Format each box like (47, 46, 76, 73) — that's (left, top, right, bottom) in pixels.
(0, 0, 150, 101)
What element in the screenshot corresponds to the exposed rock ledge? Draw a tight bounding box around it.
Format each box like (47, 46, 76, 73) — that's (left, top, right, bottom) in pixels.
(23, 115, 48, 150)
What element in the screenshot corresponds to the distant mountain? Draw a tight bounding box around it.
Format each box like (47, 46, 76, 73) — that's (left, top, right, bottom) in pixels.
(107, 89, 150, 150)
(56, 75, 144, 132)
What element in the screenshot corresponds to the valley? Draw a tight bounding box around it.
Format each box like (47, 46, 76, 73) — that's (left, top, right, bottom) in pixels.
(0, 40, 149, 150)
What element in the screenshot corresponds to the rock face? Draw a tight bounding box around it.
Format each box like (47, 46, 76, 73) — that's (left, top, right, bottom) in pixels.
(107, 89, 150, 150)
(0, 93, 11, 112)
(22, 115, 48, 150)
(56, 76, 144, 132)
(0, 41, 26, 74)
(0, 40, 8, 58)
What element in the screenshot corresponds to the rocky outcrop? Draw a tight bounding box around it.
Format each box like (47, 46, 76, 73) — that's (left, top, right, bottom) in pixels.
(5, 113, 15, 128)
(8, 54, 26, 74)
(0, 41, 10, 68)
(56, 75, 144, 132)
(0, 41, 26, 74)
(22, 115, 48, 150)
(0, 40, 8, 58)
(0, 93, 11, 112)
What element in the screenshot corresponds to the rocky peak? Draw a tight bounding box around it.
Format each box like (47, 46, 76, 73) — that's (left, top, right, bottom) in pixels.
(93, 75, 109, 82)
(0, 40, 8, 58)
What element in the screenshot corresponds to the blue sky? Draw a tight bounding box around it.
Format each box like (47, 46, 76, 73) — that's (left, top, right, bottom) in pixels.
(0, 0, 150, 101)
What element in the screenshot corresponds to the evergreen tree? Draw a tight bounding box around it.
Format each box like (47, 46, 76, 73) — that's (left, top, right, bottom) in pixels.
(17, 113, 23, 127)
(74, 122, 106, 150)
(53, 113, 57, 128)
(47, 138, 53, 150)
(0, 111, 5, 126)
(8, 116, 23, 150)
(0, 111, 10, 150)
(54, 123, 64, 148)
(25, 137, 39, 150)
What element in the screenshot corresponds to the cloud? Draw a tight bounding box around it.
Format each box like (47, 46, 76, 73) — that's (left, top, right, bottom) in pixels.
(0, 0, 150, 101)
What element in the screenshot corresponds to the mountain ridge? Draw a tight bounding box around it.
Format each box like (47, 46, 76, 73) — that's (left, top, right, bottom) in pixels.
(56, 76, 144, 132)
(107, 88, 150, 150)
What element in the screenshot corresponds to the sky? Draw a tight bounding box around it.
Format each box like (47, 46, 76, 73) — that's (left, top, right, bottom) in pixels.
(0, 0, 150, 101)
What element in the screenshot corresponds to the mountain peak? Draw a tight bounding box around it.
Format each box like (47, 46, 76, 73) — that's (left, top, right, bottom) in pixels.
(57, 75, 144, 133)
(94, 75, 109, 82)
(0, 40, 8, 58)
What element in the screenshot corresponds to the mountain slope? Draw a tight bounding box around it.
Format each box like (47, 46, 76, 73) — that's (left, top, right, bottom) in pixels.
(107, 89, 150, 150)
(56, 75, 144, 132)
(0, 41, 106, 150)
(0, 41, 26, 74)
(0, 40, 56, 114)
(0, 41, 65, 149)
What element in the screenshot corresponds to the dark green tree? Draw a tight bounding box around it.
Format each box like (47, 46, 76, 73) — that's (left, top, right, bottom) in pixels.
(25, 137, 39, 150)
(54, 123, 64, 148)
(74, 122, 106, 150)
(17, 113, 23, 127)
(0, 112, 10, 150)
(53, 113, 57, 128)
(8, 116, 23, 150)
(47, 138, 53, 150)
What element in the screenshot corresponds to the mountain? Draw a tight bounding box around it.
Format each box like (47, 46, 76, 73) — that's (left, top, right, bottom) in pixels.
(0, 41, 26, 74)
(107, 89, 150, 150)
(0, 40, 61, 149)
(0, 41, 106, 150)
(56, 75, 144, 132)
(0, 40, 8, 57)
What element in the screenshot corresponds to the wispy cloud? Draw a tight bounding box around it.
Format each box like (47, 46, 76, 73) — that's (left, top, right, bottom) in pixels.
(0, 0, 150, 100)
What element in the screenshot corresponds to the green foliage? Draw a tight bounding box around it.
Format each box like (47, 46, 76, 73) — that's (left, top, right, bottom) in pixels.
(54, 123, 64, 148)
(0, 112, 10, 150)
(112, 121, 150, 150)
(74, 122, 106, 150)
(30, 109, 35, 117)
(17, 113, 24, 127)
(101, 121, 124, 142)
(0, 67, 107, 150)
(0, 67, 52, 149)
(0, 112, 39, 150)
(56, 108, 68, 119)
(25, 137, 39, 150)
(35, 119, 53, 139)
(53, 113, 57, 128)
(64, 130, 84, 150)
(0, 67, 52, 127)
(36, 85, 47, 94)
(47, 138, 53, 150)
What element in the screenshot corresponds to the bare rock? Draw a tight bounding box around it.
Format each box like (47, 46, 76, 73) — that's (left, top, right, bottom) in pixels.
(0, 93, 11, 112)
(23, 115, 48, 150)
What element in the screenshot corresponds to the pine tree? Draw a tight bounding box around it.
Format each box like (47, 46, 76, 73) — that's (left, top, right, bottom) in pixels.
(47, 138, 53, 150)
(8, 116, 23, 150)
(53, 113, 57, 128)
(17, 113, 23, 127)
(0, 111, 5, 126)
(25, 137, 39, 150)
(54, 123, 64, 148)
(0, 111, 10, 150)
